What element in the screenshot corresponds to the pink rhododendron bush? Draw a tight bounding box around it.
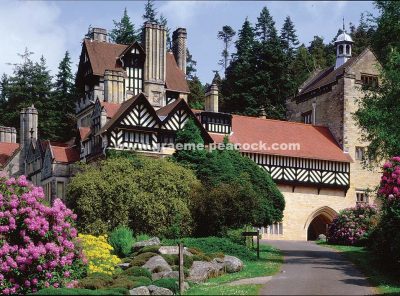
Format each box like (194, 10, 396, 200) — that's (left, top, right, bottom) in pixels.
(327, 203, 378, 246)
(369, 156, 400, 268)
(0, 175, 86, 295)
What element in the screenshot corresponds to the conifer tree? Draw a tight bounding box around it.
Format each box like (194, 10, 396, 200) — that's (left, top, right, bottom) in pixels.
(143, 0, 157, 23)
(186, 49, 197, 80)
(159, 14, 171, 49)
(291, 44, 314, 91)
(280, 16, 299, 55)
(217, 25, 236, 73)
(110, 8, 139, 44)
(308, 36, 329, 70)
(188, 77, 205, 109)
(349, 14, 374, 56)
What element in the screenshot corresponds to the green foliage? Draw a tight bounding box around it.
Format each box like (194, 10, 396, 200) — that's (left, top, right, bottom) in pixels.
(122, 267, 152, 279)
(163, 237, 257, 261)
(355, 50, 400, 164)
(188, 77, 205, 109)
(143, 0, 157, 23)
(130, 252, 158, 267)
(137, 245, 160, 254)
(109, 8, 139, 44)
(109, 276, 136, 289)
(217, 25, 236, 72)
(32, 288, 128, 295)
(161, 254, 194, 268)
(152, 278, 179, 294)
(226, 227, 248, 246)
(186, 49, 198, 80)
(78, 273, 113, 289)
(109, 226, 135, 258)
(66, 155, 199, 236)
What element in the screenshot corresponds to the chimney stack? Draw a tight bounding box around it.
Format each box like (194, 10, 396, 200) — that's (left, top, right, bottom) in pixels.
(20, 105, 38, 170)
(172, 28, 187, 75)
(205, 83, 219, 113)
(0, 126, 17, 143)
(88, 27, 108, 42)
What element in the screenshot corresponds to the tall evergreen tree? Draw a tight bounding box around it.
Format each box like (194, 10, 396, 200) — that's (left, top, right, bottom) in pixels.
(186, 49, 197, 80)
(109, 8, 139, 44)
(291, 44, 314, 91)
(159, 14, 171, 49)
(280, 16, 299, 55)
(349, 13, 374, 56)
(217, 25, 236, 73)
(308, 36, 329, 70)
(221, 18, 257, 115)
(188, 77, 205, 110)
(143, 0, 158, 23)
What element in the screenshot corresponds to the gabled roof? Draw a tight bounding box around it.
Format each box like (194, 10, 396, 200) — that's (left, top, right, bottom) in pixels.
(79, 127, 91, 141)
(118, 41, 145, 59)
(210, 115, 351, 163)
(49, 144, 80, 164)
(0, 142, 20, 167)
(100, 101, 121, 118)
(165, 52, 190, 93)
(99, 93, 161, 134)
(84, 39, 126, 75)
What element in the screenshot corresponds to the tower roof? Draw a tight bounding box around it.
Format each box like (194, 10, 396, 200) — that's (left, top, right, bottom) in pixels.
(334, 31, 353, 43)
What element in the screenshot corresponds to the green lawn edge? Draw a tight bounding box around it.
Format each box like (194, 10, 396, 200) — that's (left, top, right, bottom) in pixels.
(317, 241, 400, 295)
(185, 244, 283, 295)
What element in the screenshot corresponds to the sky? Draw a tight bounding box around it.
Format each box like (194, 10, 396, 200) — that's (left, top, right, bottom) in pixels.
(0, 1, 376, 84)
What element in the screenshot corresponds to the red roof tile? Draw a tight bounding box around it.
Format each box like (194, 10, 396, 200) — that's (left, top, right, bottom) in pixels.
(165, 52, 190, 93)
(79, 127, 91, 141)
(0, 142, 20, 166)
(51, 145, 80, 164)
(100, 101, 121, 118)
(210, 115, 351, 163)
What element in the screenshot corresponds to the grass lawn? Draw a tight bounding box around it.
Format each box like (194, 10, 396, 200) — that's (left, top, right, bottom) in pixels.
(317, 241, 400, 295)
(185, 244, 283, 295)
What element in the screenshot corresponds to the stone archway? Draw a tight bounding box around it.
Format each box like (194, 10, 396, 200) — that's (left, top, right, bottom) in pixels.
(304, 206, 337, 241)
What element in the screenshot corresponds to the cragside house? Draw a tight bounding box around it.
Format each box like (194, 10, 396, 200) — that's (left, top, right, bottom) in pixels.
(0, 22, 381, 240)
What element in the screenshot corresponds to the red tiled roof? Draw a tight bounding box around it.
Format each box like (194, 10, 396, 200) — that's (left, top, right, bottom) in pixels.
(100, 101, 121, 118)
(51, 145, 80, 164)
(0, 142, 19, 166)
(84, 39, 126, 75)
(210, 115, 351, 163)
(79, 127, 91, 141)
(165, 52, 190, 93)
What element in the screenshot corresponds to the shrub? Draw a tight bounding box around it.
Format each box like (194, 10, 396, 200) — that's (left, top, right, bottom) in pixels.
(109, 276, 136, 289)
(78, 234, 120, 275)
(32, 287, 128, 295)
(0, 175, 86, 295)
(134, 234, 150, 243)
(108, 226, 134, 258)
(226, 227, 248, 246)
(327, 203, 378, 246)
(164, 237, 256, 261)
(153, 278, 179, 294)
(192, 254, 212, 262)
(161, 254, 193, 268)
(137, 245, 160, 254)
(369, 156, 400, 268)
(122, 267, 152, 279)
(67, 156, 199, 237)
(130, 252, 158, 267)
(78, 273, 113, 289)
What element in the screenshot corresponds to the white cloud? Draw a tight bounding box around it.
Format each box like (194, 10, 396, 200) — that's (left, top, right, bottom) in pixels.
(0, 1, 66, 77)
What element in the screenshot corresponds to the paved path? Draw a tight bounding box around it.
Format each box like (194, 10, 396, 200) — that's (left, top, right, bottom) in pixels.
(259, 240, 377, 295)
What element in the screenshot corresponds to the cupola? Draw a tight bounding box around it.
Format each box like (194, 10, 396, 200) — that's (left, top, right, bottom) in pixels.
(334, 21, 353, 69)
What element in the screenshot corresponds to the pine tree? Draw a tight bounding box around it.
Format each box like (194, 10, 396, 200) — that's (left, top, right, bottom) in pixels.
(143, 0, 157, 23)
(217, 25, 236, 73)
(280, 16, 299, 55)
(47, 51, 76, 141)
(291, 44, 314, 91)
(221, 18, 257, 115)
(110, 8, 139, 44)
(255, 7, 278, 42)
(186, 49, 197, 80)
(188, 76, 205, 109)
(308, 36, 329, 70)
(349, 13, 374, 56)
(159, 14, 171, 49)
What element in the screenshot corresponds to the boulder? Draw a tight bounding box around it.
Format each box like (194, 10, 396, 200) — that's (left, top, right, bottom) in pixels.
(317, 234, 327, 241)
(129, 286, 150, 295)
(116, 262, 130, 270)
(147, 285, 174, 295)
(152, 271, 179, 281)
(158, 246, 193, 256)
(143, 255, 172, 273)
(188, 260, 224, 283)
(133, 237, 161, 251)
(223, 255, 243, 273)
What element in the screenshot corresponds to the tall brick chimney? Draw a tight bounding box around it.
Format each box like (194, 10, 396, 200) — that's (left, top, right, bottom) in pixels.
(172, 28, 187, 75)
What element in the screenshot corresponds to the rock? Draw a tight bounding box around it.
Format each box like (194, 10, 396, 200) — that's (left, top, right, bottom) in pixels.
(223, 255, 243, 273)
(188, 260, 224, 283)
(129, 286, 150, 295)
(317, 234, 327, 241)
(143, 255, 172, 273)
(152, 271, 179, 281)
(133, 237, 161, 251)
(147, 285, 173, 295)
(158, 246, 193, 256)
(116, 262, 130, 270)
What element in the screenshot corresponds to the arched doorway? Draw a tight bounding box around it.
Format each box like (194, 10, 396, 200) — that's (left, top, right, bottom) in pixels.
(305, 207, 337, 241)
